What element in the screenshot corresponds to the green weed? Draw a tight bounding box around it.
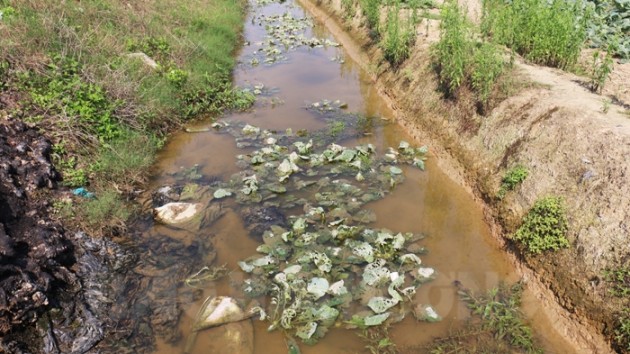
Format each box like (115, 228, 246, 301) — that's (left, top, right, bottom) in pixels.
(434, 1, 507, 109)
(79, 190, 133, 227)
(590, 45, 614, 93)
(615, 312, 630, 352)
(25, 56, 122, 142)
(604, 266, 630, 297)
(328, 120, 346, 137)
(381, 0, 417, 67)
(360, 0, 382, 36)
(481, 0, 589, 69)
(426, 282, 542, 353)
(435, 0, 471, 96)
(512, 196, 569, 254)
(498, 164, 529, 198)
(472, 42, 506, 106)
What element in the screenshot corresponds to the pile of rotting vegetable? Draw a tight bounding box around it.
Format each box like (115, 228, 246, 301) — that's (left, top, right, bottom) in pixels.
(0, 119, 138, 353)
(182, 111, 443, 349)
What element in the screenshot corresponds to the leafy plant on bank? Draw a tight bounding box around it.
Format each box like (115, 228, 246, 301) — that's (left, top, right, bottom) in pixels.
(381, 0, 418, 67)
(498, 164, 529, 199)
(434, 1, 508, 109)
(481, 0, 590, 69)
(361, 0, 382, 37)
(512, 196, 569, 254)
(604, 265, 630, 297)
(590, 42, 615, 93)
(615, 312, 630, 352)
(24, 56, 122, 142)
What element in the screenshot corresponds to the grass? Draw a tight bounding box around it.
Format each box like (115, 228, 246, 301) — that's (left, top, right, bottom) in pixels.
(615, 312, 630, 352)
(512, 196, 569, 254)
(426, 282, 542, 353)
(481, 0, 589, 70)
(0, 0, 249, 231)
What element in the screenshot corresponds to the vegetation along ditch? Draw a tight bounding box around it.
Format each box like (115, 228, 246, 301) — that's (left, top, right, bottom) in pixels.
(0, 0, 629, 352)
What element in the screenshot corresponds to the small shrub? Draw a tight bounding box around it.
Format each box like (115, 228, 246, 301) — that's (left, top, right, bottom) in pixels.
(498, 164, 529, 198)
(512, 196, 569, 254)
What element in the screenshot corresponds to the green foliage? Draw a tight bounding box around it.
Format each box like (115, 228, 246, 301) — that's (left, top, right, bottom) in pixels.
(428, 282, 542, 353)
(0, 5, 15, 20)
(361, 0, 382, 36)
(435, 1, 471, 95)
(481, 0, 589, 69)
(165, 68, 189, 88)
(590, 44, 615, 93)
(342, 0, 355, 17)
(434, 1, 507, 107)
(91, 130, 159, 187)
(615, 312, 630, 351)
(57, 157, 89, 188)
(179, 73, 255, 118)
(498, 164, 529, 198)
(472, 42, 506, 104)
(381, 1, 417, 67)
(587, 0, 630, 60)
(26, 56, 121, 141)
(604, 265, 630, 297)
(125, 36, 171, 59)
(512, 196, 569, 254)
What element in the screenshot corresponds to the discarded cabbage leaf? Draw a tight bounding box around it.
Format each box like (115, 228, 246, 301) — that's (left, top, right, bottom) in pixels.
(213, 189, 232, 199)
(368, 297, 399, 314)
(364, 312, 391, 326)
(307, 277, 329, 299)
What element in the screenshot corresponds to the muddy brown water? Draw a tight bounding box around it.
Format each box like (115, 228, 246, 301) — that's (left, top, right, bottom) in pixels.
(143, 0, 575, 352)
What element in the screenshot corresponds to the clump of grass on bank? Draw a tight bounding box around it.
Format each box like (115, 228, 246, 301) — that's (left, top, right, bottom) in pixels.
(0, 0, 249, 230)
(425, 282, 542, 353)
(381, 0, 418, 67)
(481, 0, 589, 69)
(360, 0, 382, 37)
(512, 196, 569, 254)
(434, 0, 510, 112)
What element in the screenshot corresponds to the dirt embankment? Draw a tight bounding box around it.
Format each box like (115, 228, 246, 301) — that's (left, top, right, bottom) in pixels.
(300, 0, 630, 352)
